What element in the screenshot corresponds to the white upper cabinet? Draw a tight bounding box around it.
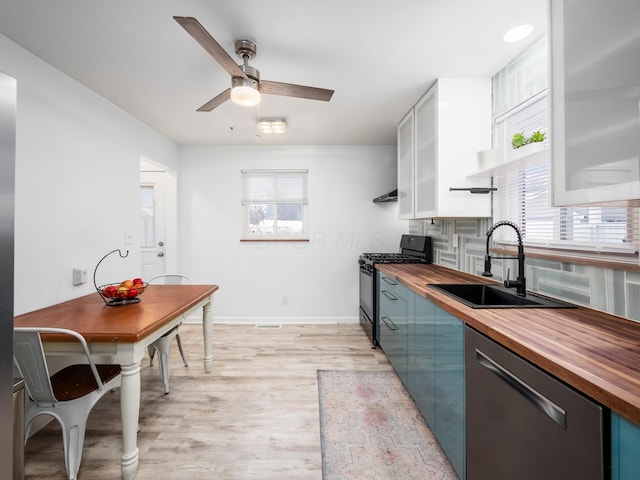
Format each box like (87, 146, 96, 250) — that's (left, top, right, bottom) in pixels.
(398, 78, 492, 219)
(397, 109, 415, 219)
(414, 85, 437, 217)
(550, 0, 640, 205)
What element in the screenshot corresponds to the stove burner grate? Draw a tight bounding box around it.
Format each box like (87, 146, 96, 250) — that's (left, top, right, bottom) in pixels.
(361, 253, 426, 264)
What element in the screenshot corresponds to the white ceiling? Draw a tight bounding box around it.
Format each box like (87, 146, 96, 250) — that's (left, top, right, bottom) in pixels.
(0, 0, 547, 146)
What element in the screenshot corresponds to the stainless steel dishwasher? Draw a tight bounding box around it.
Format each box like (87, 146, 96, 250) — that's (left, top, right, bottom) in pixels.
(465, 326, 606, 480)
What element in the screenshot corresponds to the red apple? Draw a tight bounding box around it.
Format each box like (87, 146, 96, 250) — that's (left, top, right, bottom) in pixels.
(127, 287, 138, 298)
(132, 277, 144, 286)
(104, 285, 118, 298)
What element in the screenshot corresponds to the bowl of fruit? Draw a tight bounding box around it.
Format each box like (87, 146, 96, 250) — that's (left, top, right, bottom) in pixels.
(98, 278, 147, 306)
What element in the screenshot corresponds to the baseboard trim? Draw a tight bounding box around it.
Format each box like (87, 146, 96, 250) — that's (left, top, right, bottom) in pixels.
(183, 315, 359, 325)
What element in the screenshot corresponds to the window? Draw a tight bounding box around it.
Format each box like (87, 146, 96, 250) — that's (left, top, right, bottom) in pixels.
(241, 169, 309, 240)
(493, 92, 639, 261)
(140, 185, 155, 248)
(495, 164, 639, 254)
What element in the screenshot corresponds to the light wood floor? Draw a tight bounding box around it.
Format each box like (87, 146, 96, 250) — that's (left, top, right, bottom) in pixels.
(24, 323, 392, 479)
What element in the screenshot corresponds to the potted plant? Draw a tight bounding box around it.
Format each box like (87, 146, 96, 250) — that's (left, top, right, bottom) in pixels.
(512, 130, 546, 157)
(529, 130, 546, 144)
(512, 132, 528, 150)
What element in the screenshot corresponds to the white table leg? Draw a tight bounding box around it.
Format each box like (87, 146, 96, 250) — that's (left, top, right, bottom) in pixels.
(120, 362, 141, 480)
(202, 297, 213, 373)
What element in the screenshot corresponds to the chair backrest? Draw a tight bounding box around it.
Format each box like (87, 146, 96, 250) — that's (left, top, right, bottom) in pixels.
(147, 274, 193, 285)
(13, 327, 104, 404)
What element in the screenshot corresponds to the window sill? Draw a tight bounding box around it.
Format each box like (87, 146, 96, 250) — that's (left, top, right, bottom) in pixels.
(240, 238, 310, 242)
(492, 245, 639, 272)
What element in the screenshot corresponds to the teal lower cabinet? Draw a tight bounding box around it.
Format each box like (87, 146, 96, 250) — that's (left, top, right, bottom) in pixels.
(611, 412, 640, 479)
(408, 294, 436, 427)
(433, 304, 465, 479)
(403, 292, 465, 479)
(378, 272, 409, 385)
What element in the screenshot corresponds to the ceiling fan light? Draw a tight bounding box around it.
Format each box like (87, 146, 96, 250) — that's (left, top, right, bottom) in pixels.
(231, 85, 261, 106)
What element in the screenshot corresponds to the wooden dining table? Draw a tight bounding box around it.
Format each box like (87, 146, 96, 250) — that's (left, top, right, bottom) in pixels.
(14, 283, 220, 480)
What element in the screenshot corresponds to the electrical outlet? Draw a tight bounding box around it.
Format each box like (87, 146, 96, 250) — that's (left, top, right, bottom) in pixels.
(72, 268, 88, 286)
(124, 231, 135, 245)
(452, 233, 459, 249)
(281, 295, 288, 306)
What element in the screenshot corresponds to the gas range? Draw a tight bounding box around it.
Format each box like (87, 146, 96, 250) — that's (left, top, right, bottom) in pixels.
(358, 234, 432, 347)
(359, 235, 433, 271)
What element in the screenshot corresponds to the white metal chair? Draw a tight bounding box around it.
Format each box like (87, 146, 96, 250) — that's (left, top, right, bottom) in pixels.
(13, 327, 121, 480)
(147, 274, 191, 394)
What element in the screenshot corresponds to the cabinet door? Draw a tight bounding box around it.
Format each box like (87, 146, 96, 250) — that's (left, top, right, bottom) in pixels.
(397, 109, 415, 219)
(434, 305, 465, 479)
(550, 0, 640, 205)
(414, 85, 437, 218)
(408, 293, 436, 428)
(611, 413, 640, 480)
(414, 78, 492, 218)
(435, 78, 492, 218)
(378, 275, 409, 384)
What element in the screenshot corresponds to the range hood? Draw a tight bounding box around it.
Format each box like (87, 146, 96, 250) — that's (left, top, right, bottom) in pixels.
(373, 189, 398, 203)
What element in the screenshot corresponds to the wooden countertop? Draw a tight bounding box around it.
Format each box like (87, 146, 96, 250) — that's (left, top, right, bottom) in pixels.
(376, 263, 640, 425)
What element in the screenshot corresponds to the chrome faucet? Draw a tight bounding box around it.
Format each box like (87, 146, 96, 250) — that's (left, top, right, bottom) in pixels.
(482, 220, 527, 296)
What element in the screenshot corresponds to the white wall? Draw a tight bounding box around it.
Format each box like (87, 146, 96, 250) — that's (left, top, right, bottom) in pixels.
(0, 33, 408, 321)
(178, 145, 407, 324)
(0, 34, 179, 315)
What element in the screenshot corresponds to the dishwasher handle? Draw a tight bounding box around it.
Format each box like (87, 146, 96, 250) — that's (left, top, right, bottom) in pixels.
(476, 349, 567, 429)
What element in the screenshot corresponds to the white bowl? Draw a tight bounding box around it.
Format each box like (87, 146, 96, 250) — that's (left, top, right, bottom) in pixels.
(477, 149, 500, 170)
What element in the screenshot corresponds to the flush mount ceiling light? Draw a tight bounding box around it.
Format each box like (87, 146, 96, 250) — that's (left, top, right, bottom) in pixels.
(503, 24, 534, 43)
(257, 119, 287, 134)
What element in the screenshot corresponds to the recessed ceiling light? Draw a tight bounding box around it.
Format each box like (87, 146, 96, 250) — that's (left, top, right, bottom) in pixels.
(503, 24, 534, 43)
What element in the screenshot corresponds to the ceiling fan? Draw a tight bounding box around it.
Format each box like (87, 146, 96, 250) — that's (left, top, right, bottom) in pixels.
(174, 16, 335, 112)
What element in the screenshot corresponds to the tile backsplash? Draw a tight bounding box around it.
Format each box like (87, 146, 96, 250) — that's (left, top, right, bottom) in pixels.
(411, 218, 640, 322)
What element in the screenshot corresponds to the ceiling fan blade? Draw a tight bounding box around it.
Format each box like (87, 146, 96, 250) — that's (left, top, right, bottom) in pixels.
(261, 81, 334, 102)
(197, 89, 231, 112)
(174, 16, 246, 79)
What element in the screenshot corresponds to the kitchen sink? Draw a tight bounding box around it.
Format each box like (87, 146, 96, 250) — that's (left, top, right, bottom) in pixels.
(428, 283, 576, 309)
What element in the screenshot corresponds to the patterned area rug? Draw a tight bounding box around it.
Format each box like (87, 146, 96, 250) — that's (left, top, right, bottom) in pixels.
(317, 370, 458, 480)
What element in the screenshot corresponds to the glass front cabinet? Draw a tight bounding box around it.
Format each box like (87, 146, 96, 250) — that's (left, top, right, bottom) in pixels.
(549, 0, 640, 205)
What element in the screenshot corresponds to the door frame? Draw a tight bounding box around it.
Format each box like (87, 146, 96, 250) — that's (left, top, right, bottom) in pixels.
(140, 156, 178, 276)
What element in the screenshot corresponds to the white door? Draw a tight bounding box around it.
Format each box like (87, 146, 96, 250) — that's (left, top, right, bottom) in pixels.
(140, 171, 167, 280)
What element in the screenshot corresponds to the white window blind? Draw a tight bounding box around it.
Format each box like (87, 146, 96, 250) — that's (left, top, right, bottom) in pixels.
(241, 169, 309, 240)
(493, 93, 640, 256)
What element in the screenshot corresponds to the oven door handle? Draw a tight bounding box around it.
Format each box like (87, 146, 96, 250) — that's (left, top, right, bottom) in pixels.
(381, 316, 398, 331)
(381, 290, 398, 301)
